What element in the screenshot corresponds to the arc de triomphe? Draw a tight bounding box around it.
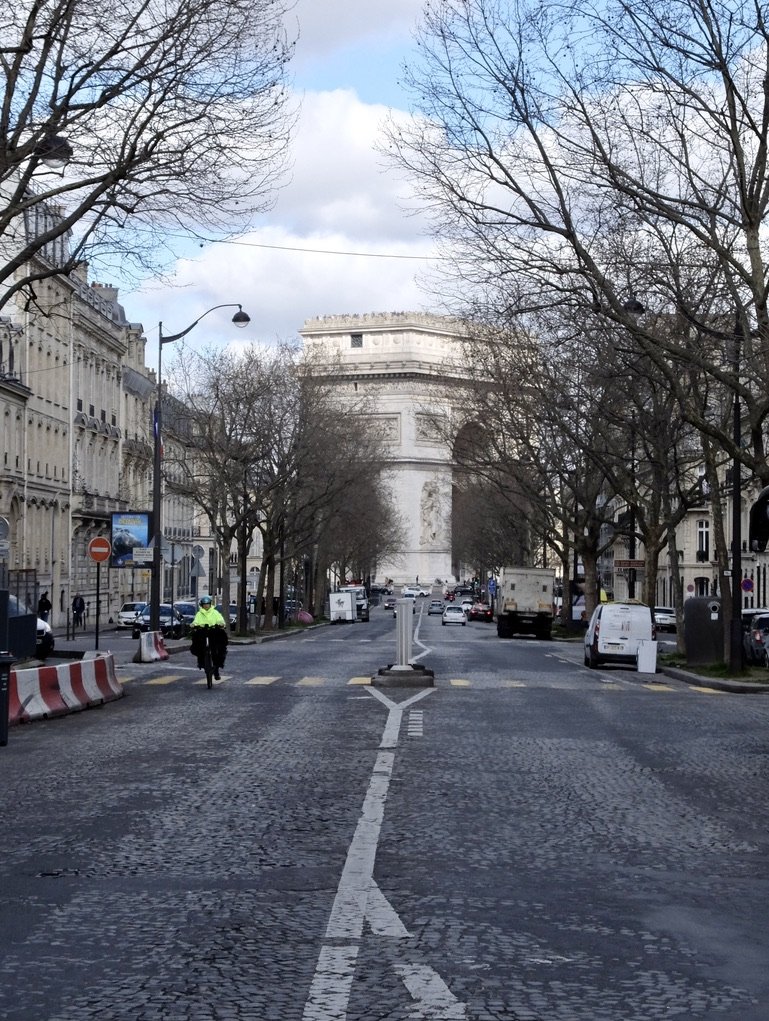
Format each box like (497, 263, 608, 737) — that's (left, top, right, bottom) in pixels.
(300, 312, 469, 586)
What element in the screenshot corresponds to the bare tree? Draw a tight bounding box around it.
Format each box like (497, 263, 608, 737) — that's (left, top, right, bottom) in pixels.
(387, 0, 769, 482)
(167, 342, 398, 628)
(1, 0, 294, 311)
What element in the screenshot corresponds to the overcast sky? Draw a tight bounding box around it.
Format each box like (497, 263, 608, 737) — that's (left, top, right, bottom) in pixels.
(128, 0, 440, 365)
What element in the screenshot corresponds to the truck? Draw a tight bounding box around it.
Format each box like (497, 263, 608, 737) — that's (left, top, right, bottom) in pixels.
(330, 590, 356, 623)
(338, 585, 370, 622)
(495, 567, 556, 640)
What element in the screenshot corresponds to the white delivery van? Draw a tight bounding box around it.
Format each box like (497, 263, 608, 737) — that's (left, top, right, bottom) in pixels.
(584, 602, 655, 668)
(330, 590, 356, 623)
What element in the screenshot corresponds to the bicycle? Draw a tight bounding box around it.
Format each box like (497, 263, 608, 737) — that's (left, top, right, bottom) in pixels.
(192, 626, 224, 689)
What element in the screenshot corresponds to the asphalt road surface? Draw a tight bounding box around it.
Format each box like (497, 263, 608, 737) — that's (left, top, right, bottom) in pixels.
(1, 604, 768, 1020)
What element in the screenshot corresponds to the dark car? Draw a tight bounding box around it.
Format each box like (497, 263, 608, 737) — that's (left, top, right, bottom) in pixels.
(8, 594, 54, 659)
(174, 601, 197, 630)
(468, 601, 493, 622)
(743, 613, 769, 664)
(132, 604, 184, 639)
(215, 603, 237, 629)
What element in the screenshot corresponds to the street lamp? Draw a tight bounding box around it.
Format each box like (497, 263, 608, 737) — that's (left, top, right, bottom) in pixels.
(149, 303, 250, 630)
(728, 315, 745, 672)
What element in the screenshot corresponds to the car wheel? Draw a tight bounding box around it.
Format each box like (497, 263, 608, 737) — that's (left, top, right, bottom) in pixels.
(442, 621, 445, 626)
(588, 646, 599, 669)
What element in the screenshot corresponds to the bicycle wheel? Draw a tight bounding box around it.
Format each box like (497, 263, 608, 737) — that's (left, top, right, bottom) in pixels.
(204, 646, 214, 689)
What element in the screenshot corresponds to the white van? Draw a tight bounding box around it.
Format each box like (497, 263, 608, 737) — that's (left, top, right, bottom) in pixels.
(584, 602, 655, 668)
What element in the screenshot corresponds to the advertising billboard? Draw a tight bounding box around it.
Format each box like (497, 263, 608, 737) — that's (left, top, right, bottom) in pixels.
(110, 512, 152, 568)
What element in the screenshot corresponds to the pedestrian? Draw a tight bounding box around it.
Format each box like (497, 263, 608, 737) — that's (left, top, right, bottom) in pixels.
(37, 591, 52, 621)
(72, 593, 85, 629)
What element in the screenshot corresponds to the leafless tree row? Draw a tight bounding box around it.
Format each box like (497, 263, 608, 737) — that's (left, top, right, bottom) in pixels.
(165, 342, 400, 629)
(390, 0, 769, 637)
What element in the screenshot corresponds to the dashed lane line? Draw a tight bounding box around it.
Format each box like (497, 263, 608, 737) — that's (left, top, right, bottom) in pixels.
(449, 679, 471, 687)
(145, 675, 184, 686)
(348, 676, 372, 685)
(298, 676, 325, 686)
(244, 675, 280, 686)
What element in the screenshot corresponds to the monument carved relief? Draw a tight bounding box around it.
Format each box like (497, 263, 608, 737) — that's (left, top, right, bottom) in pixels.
(420, 479, 442, 547)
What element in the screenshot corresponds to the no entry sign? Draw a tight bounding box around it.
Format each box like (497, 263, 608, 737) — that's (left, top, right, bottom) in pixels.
(88, 536, 112, 563)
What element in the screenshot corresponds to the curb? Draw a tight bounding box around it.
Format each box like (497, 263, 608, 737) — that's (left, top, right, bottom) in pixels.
(661, 666, 769, 694)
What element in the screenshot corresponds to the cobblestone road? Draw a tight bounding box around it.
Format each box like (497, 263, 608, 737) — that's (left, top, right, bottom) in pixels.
(1, 620, 768, 1019)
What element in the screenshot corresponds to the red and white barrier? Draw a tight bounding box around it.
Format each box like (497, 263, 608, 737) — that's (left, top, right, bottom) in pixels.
(133, 630, 169, 663)
(8, 653, 124, 727)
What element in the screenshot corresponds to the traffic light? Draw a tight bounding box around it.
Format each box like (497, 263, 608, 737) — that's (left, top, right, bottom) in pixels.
(749, 486, 769, 551)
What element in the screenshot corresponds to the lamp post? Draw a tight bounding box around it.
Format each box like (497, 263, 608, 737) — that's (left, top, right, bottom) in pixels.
(728, 316, 745, 672)
(149, 304, 250, 630)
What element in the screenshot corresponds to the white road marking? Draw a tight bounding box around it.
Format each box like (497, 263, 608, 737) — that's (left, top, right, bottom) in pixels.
(408, 710, 424, 737)
(301, 686, 463, 1021)
(394, 964, 468, 1019)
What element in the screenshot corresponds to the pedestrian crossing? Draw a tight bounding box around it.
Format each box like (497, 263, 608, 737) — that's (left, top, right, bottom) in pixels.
(120, 669, 722, 693)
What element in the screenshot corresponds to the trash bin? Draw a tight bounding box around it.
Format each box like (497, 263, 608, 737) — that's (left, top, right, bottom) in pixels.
(683, 597, 722, 665)
(637, 639, 658, 673)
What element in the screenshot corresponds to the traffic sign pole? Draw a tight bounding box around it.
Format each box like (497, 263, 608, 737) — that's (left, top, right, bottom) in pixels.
(95, 562, 101, 651)
(87, 537, 111, 651)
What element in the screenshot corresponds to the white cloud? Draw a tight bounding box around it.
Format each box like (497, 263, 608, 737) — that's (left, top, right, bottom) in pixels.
(127, 87, 439, 365)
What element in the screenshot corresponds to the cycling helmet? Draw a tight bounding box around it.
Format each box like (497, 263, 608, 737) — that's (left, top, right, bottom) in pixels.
(199, 595, 213, 606)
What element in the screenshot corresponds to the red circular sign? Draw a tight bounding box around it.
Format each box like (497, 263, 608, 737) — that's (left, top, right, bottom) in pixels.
(88, 536, 112, 563)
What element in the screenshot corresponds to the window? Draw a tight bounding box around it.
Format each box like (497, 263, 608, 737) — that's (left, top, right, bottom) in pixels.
(696, 519, 710, 561)
(694, 576, 710, 597)
(350, 333, 363, 348)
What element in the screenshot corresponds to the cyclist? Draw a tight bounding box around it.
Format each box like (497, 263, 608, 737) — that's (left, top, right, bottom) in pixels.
(190, 595, 228, 680)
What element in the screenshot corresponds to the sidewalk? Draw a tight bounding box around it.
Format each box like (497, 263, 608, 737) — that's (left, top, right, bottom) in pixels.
(45, 621, 327, 668)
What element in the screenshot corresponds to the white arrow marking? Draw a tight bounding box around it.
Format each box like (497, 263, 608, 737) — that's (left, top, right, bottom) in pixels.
(302, 687, 466, 1020)
(394, 964, 469, 1019)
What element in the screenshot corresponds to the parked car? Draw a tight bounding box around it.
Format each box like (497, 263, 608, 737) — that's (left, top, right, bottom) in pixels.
(743, 613, 769, 664)
(442, 605, 467, 626)
(174, 601, 197, 629)
(468, 601, 493, 622)
(653, 606, 677, 632)
(132, 604, 184, 639)
(584, 602, 655, 668)
(216, 603, 237, 629)
(116, 601, 146, 629)
(741, 607, 769, 635)
(427, 599, 444, 615)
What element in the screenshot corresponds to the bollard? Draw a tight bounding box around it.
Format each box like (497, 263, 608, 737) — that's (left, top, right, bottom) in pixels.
(0, 650, 14, 747)
(395, 599, 413, 667)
